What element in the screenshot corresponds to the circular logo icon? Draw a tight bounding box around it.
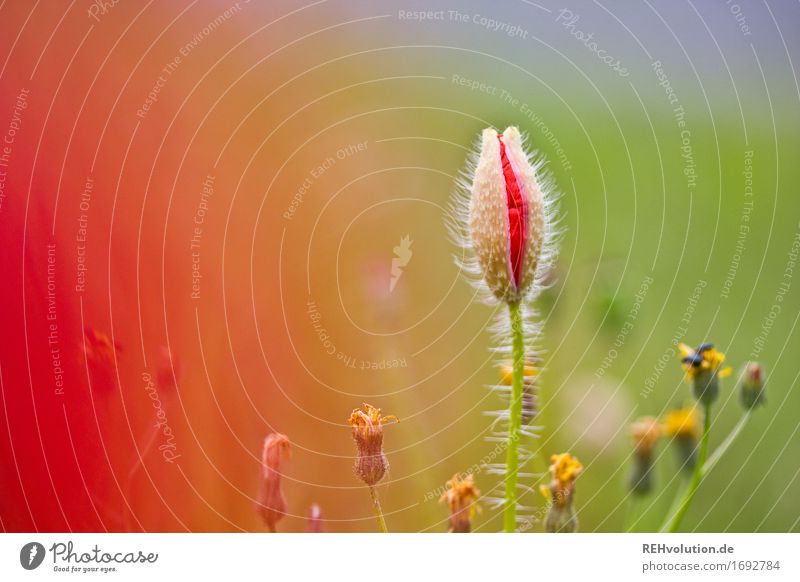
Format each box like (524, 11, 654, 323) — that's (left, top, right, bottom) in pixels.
(20, 542, 46, 570)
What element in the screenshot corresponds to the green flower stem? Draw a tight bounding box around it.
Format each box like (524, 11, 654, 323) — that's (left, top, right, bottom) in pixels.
(703, 410, 752, 477)
(369, 485, 388, 533)
(504, 301, 525, 533)
(623, 497, 641, 533)
(666, 403, 712, 532)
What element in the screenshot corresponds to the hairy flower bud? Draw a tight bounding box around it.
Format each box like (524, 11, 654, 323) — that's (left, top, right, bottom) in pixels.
(468, 127, 547, 303)
(256, 433, 291, 532)
(347, 403, 398, 486)
(738, 362, 766, 409)
(540, 453, 582, 533)
(440, 474, 480, 533)
(628, 417, 661, 495)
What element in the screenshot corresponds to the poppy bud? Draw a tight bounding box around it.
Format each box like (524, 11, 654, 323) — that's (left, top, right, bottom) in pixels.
(540, 453, 582, 533)
(440, 474, 480, 533)
(663, 406, 700, 473)
(347, 403, 398, 486)
(256, 433, 290, 532)
(628, 417, 661, 495)
(738, 362, 766, 409)
(460, 126, 552, 304)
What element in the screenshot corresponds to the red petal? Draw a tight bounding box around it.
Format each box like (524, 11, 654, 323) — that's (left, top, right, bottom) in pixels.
(498, 134, 528, 289)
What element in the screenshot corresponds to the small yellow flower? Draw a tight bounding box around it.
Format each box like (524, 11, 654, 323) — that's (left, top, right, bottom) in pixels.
(543, 453, 582, 507)
(663, 406, 700, 440)
(679, 342, 732, 379)
(551, 453, 583, 485)
(542, 453, 582, 532)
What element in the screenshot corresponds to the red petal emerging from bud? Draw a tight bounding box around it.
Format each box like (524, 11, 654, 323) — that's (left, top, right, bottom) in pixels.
(498, 134, 528, 289)
(468, 127, 546, 302)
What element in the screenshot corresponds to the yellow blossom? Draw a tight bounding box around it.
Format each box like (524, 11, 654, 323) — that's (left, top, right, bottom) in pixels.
(663, 406, 700, 440)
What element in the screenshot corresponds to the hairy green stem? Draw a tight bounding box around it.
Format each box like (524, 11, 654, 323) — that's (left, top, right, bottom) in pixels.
(666, 403, 712, 532)
(703, 410, 752, 476)
(369, 485, 388, 533)
(504, 301, 524, 533)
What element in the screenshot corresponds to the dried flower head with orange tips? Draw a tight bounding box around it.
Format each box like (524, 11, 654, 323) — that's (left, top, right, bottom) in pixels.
(257, 433, 290, 532)
(347, 403, 398, 487)
(440, 474, 480, 533)
(450, 126, 558, 305)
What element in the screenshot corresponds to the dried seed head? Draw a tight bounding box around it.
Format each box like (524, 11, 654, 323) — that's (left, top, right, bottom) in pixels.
(440, 474, 480, 533)
(679, 342, 732, 405)
(347, 403, 398, 486)
(540, 453, 582, 533)
(257, 433, 290, 532)
(468, 127, 547, 303)
(306, 504, 324, 533)
(738, 362, 766, 409)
